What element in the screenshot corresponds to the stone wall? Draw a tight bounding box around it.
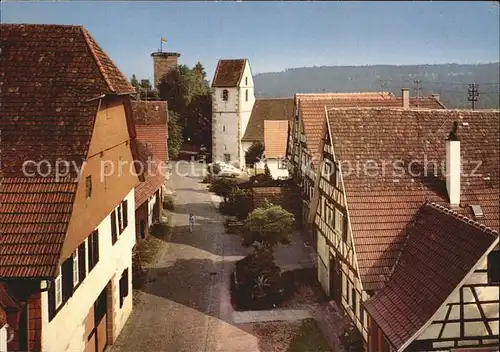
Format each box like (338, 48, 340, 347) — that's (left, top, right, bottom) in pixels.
(151, 52, 181, 88)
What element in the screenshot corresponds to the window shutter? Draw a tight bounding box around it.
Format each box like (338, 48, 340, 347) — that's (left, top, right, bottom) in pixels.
(117, 206, 122, 233)
(123, 200, 128, 229)
(48, 280, 56, 321)
(93, 231, 99, 264)
(78, 242, 86, 281)
(111, 210, 117, 244)
(61, 257, 74, 302)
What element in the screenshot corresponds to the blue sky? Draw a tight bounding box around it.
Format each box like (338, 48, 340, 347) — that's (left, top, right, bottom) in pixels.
(2, 1, 499, 84)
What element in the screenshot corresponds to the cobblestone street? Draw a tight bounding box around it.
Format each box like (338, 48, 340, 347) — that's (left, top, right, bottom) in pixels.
(109, 161, 258, 352)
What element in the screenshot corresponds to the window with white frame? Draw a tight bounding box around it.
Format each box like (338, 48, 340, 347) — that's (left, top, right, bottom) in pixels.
(55, 268, 62, 308)
(72, 250, 79, 287)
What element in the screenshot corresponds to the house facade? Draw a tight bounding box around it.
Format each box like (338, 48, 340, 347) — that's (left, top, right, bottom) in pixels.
(211, 59, 255, 168)
(0, 24, 141, 352)
(311, 107, 499, 351)
(131, 101, 169, 240)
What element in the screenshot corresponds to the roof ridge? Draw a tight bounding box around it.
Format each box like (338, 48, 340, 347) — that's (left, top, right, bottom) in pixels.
(80, 27, 115, 93)
(428, 202, 499, 237)
(325, 106, 500, 112)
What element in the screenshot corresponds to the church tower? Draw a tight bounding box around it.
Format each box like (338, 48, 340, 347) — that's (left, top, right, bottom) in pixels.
(211, 59, 255, 168)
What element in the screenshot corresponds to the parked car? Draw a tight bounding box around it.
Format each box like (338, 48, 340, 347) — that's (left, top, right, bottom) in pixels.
(218, 165, 241, 178)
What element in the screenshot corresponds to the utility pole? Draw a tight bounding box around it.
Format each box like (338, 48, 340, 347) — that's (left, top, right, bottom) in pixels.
(468, 83, 479, 110)
(413, 80, 422, 108)
(377, 79, 388, 94)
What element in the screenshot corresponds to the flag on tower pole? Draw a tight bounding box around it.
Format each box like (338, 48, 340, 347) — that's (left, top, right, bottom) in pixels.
(160, 37, 167, 52)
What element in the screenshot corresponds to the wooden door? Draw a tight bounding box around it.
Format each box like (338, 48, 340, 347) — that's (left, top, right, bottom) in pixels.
(84, 306, 96, 352)
(94, 287, 108, 352)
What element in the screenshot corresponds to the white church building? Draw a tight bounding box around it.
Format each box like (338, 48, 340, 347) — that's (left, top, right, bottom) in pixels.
(211, 59, 292, 179)
(211, 59, 255, 169)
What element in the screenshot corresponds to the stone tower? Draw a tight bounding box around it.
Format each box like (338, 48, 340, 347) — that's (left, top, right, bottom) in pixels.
(151, 51, 181, 88)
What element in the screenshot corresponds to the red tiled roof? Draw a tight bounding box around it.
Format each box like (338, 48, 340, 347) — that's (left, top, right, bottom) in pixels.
(0, 178, 77, 278)
(407, 97, 446, 109)
(212, 59, 247, 87)
(364, 202, 498, 350)
(135, 125, 168, 163)
(0, 24, 134, 278)
(134, 142, 165, 209)
(296, 92, 397, 168)
(242, 98, 294, 142)
(131, 101, 169, 126)
(264, 120, 288, 158)
(326, 108, 500, 290)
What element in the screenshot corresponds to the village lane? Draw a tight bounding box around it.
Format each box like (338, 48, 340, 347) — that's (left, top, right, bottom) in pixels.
(109, 161, 259, 352)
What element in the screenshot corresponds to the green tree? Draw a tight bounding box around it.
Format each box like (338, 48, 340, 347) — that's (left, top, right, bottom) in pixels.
(209, 177, 237, 199)
(158, 63, 212, 144)
(140, 79, 152, 90)
(245, 142, 265, 165)
(264, 162, 272, 180)
(220, 188, 254, 219)
(130, 74, 140, 90)
(242, 202, 294, 256)
(167, 110, 183, 159)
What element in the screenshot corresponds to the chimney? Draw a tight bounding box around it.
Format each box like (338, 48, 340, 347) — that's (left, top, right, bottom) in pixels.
(431, 93, 440, 101)
(446, 121, 461, 207)
(151, 51, 181, 89)
(401, 88, 410, 109)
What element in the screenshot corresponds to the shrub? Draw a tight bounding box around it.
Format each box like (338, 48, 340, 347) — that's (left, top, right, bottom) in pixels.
(209, 177, 237, 198)
(207, 162, 222, 175)
(249, 173, 271, 184)
(202, 174, 212, 184)
(219, 188, 253, 219)
(163, 195, 174, 210)
(232, 252, 284, 310)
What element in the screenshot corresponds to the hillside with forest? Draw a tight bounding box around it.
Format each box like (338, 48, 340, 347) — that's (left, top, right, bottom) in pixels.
(253, 63, 500, 109)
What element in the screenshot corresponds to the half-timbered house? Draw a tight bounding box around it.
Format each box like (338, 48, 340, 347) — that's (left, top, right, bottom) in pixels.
(313, 107, 499, 351)
(286, 91, 443, 246)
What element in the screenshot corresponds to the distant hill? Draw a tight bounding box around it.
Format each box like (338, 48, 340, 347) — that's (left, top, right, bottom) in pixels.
(253, 63, 500, 109)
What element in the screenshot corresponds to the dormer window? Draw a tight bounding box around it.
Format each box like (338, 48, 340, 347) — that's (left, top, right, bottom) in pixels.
(222, 89, 229, 101)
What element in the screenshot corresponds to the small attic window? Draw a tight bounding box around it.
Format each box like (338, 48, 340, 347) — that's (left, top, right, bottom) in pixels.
(85, 176, 92, 199)
(245, 77, 248, 85)
(470, 204, 484, 219)
(222, 89, 229, 101)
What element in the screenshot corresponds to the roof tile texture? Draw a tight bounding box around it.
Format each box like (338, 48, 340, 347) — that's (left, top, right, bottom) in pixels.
(364, 203, 498, 350)
(212, 59, 247, 87)
(326, 108, 499, 290)
(264, 120, 289, 158)
(242, 98, 294, 142)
